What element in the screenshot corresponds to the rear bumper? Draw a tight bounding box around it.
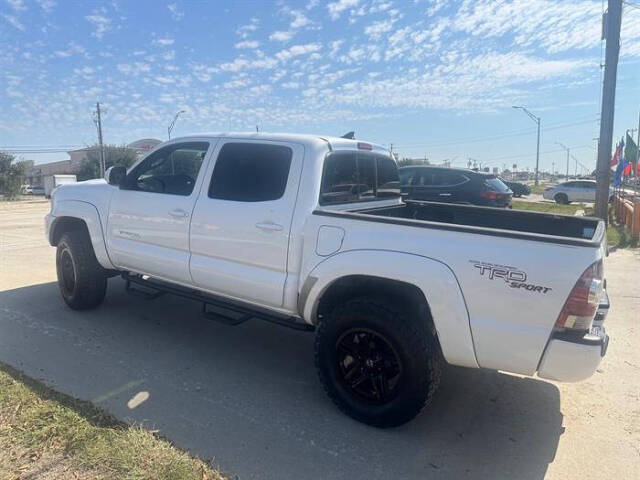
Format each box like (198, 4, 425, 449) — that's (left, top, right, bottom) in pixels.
(537, 327, 609, 382)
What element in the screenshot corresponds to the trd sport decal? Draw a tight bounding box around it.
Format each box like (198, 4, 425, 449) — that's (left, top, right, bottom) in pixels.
(470, 260, 552, 294)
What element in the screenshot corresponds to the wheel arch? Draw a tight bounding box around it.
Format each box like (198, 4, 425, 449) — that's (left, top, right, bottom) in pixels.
(49, 200, 115, 270)
(301, 250, 478, 368)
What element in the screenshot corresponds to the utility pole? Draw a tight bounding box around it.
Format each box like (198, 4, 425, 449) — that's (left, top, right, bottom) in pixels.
(95, 102, 105, 178)
(595, 0, 623, 221)
(555, 142, 570, 181)
(512, 106, 541, 185)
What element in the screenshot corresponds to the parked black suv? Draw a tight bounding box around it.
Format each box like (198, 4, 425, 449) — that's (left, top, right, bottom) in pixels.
(399, 166, 513, 208)
(500, 179, 530, 197)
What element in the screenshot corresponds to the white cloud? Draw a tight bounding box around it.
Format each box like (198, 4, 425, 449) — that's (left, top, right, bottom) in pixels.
(6, 0, 26, 11)
(364, 19, 395, 39)
(117, 62, 151, 75)
(327, 0, 360, 20)
(167, 2, 184, 21)
(275, 43, 321, 62)
(154, 37, 175, 46)
(86, 10, 112, 39)
(36, 0, 56, 12)
(235, 40, 260, 49)
(236, 18, 259, 38)
(269, 30, 294, 42)
(2, 13, 24, 30)
(306, 0, 319, 10)
(289, 9, 311, 29)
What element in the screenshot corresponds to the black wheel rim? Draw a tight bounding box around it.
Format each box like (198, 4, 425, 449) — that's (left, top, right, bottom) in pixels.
(60, 249, 76, 296)
(335, 328, 403, 404)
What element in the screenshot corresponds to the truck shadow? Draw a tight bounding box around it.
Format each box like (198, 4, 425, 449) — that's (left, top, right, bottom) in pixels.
(0, 279, 562, 480)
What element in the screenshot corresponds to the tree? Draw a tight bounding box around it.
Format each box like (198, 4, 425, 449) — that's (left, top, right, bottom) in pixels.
(77, 144, 138, 181)
(397, 157, 430, 167)
(0, 152, 27, 199)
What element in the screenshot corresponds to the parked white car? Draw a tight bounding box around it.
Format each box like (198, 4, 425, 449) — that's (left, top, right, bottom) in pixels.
(45, 133, 610, 427)
(543, 180, 613, 204)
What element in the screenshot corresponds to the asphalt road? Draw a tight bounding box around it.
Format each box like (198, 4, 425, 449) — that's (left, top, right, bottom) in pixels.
(1, 200, 639, 480)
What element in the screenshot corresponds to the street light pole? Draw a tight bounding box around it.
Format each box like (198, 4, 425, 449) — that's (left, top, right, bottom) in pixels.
(555, 142, 570, 181)
(168, 110, 186, 140)
(512, 106, 541, 186)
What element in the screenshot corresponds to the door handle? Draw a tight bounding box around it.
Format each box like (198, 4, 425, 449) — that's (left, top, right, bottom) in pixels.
(255, 221, 283, 232)
(168, 209, 190, 218)
(438, 193, 452, 197)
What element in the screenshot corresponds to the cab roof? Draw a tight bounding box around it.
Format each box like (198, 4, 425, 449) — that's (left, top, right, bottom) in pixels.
(170, 132, 390, 155)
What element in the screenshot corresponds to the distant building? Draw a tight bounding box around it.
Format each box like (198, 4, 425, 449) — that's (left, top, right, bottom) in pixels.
(25, 139, 161, 186)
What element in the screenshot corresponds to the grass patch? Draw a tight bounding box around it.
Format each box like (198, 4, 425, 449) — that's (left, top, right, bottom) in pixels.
(529, 183, 550, 195)
(606, 206, 639, 249)
(0, 363, 226, 480)
(512, 200, 584, 215)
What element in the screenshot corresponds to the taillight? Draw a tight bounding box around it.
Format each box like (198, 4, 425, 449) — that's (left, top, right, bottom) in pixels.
(480, 191, 498, 200)
(555, 260, 603, 332)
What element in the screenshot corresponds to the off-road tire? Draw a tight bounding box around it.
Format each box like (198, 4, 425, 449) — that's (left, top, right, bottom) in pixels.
(56, 230, 107, 310)
(315, 296, 441, 428)
(554, 193, 569, 204)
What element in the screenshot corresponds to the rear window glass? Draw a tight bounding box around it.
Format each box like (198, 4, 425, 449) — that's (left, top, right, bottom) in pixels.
(484, 177, 510, 192)
(208, 143, 292, 202)
(320, 152, 400, 205)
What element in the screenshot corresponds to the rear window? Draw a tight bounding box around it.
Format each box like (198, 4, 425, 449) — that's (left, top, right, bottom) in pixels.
(320, 152, 400, 205)
(484, 177, 510, 193)
(208, 143, 292, 202)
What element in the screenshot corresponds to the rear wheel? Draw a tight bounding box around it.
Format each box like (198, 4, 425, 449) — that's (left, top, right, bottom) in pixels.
(554, 193, 569, 204)
(315, 296, 441, 427)
(56, 230, 107, 310)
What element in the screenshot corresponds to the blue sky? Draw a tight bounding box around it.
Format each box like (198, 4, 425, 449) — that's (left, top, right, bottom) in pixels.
(1, 0, 640, 173)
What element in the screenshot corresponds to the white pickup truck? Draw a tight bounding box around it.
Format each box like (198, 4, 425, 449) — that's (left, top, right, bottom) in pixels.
(45, 133, 610, 427)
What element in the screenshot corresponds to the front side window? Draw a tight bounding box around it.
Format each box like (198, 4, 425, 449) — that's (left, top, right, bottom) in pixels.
(320, 151, 401, 205)
(124, 142, 209, 196)
(208, 142, 292, 202)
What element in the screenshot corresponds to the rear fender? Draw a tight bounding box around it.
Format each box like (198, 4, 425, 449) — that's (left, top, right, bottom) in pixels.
(49, 200, 114, 270)
(302, 250, 478, 368)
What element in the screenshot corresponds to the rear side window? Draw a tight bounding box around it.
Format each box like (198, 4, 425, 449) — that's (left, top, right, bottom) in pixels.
(484, 177, 510, 192)
(208, 143, 292, 202)
(320, 151, 400, 205)
(377, 157, 401, 197)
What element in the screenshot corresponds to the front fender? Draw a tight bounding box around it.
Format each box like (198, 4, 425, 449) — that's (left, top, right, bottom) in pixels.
(302, 250, 478, 369)
(49, 200, 115, 270)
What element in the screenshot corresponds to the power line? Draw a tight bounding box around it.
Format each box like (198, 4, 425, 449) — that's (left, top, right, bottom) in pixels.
(393, 117, 597, 149)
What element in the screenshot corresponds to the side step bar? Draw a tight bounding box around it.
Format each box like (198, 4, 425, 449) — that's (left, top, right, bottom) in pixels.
(122, 273, 315, 332)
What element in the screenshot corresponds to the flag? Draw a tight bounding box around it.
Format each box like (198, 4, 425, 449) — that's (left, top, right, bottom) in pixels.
(610, 138, 624, 167)
(613, 144, 626, 186)
(625, 132, 639, 165)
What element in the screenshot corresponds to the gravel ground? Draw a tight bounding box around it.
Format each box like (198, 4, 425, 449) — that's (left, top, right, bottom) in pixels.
(1, 199, 638, 480)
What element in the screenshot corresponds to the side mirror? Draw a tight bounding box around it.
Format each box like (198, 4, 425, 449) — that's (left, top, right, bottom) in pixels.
(105, 166, 127, 186)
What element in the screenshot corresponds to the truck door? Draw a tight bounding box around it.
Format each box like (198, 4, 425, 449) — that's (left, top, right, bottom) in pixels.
(106, 140, 213, 285)
(189, 140, 304, 308)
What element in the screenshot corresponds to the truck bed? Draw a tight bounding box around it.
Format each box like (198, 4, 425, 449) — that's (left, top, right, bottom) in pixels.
(316, 200, 604, 247)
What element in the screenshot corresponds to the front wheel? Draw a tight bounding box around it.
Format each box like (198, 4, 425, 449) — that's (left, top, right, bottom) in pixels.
(314, 297, 441, 427)
(56, 230, 107, 310)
